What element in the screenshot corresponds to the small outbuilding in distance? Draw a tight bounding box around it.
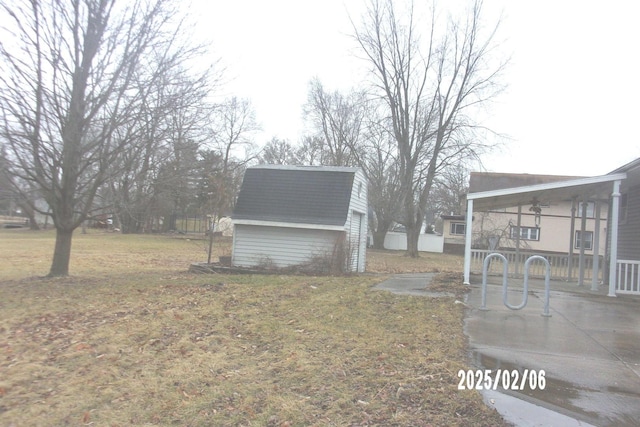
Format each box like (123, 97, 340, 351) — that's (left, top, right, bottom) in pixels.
(231, 165, 368, 273)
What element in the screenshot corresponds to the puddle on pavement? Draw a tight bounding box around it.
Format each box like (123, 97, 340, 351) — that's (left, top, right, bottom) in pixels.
(471, 351, 640, 427)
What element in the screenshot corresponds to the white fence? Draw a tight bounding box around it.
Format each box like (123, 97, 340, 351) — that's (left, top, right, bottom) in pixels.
(382, 232, 444, 253)
(470, 249, 604, 281)
(616, 260, 640, 295)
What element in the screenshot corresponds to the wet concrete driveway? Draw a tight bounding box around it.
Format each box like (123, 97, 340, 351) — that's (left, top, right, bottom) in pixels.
(465, 278, 640, 426)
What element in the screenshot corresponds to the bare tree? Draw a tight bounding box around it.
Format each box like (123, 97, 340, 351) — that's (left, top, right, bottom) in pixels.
(429, 162, 469, 218)
(109, 62, 215, 234)
(258, 137, 300, 165)
(356, 117, 403, 249)
(295, 135, 328, 166)
(303, 79, 407, 248)
(0, 0, 204, 276)
(211, 97, 259, 170)
(353, 0, 505, 257)
(206, 97, 260, 220)
(304, 78, 367, 167)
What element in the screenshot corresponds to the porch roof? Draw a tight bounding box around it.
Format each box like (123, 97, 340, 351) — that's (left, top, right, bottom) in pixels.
(463, 171, 628, 295)
(467, 173, 627, 211)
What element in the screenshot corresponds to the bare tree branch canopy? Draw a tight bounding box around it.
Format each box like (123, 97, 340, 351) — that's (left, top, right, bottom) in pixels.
(0, 0, 209, 276)
(258, 137, 301, 165)
(304, 78, 367, 167)
(356, 114, 403, 249)
(303, 78, 403, 248)
(206, 96, 260, 221)
(211, 97, 260, 172)
(353, 0, 506, 257)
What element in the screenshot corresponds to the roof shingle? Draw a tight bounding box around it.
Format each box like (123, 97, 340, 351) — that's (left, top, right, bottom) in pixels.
(232, 166, 357, 226)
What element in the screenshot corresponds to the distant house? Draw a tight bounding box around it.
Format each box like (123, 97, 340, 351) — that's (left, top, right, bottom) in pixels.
(231, 165, 368, 273)
(455, 173, 609, 257)
(461, 169, 630, 296)
(441, 214, 467, 255)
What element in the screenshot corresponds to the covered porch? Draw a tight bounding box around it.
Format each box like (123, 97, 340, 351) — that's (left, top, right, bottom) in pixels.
(462, 173, 627, 296)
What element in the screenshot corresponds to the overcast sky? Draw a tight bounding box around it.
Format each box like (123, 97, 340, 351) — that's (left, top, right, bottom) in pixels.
(192, 0, 639, 177)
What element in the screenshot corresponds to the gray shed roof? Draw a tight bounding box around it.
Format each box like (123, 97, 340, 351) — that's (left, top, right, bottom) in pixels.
(232, 165, 358, 226)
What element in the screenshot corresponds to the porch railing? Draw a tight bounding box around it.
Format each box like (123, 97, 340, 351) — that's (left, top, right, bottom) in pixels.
(470, 249, 604, 281)
(616, 260, 640, 294)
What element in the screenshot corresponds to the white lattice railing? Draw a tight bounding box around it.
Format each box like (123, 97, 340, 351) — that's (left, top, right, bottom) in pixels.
(616, 260, 640, 295)
(470, 249, 604, 281)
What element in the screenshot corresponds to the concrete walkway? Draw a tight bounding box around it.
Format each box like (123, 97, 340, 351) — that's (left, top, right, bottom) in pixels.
(465, 279, 640, 426)
(373, 272, 640, 426)
(372, 272, 444, 296)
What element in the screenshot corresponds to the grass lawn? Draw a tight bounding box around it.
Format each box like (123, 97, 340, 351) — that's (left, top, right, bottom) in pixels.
(0, 229, 506, 426)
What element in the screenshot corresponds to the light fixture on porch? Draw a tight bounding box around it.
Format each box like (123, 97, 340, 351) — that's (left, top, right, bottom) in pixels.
(529, 198, 542, 227)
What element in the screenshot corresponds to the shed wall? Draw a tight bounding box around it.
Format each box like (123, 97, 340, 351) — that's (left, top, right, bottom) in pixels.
(345, 169, 368, 272)
(232, 224, 342, 268)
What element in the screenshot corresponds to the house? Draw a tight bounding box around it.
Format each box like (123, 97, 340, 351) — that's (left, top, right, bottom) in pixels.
(461, 167, 632, 296)
(608, 158, 640, 294)
(231, 165, 368, 273)
(441, 214, 467, 255)
(450, 173, 609, 257)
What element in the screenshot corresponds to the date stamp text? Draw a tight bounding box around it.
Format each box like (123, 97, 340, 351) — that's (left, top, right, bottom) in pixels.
(457, 369, 546, 391)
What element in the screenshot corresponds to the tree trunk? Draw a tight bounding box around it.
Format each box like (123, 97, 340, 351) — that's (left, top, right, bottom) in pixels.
(406, 226, 421, 258)
(48, 228, 74, 277)
(18, 202, 40, 230)
(403, 190, 421, 258)
(370, 210, 393, 250)
(372, 230, 387, 249)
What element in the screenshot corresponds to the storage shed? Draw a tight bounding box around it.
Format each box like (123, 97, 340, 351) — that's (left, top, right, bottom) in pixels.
(231, 165, 368, 272)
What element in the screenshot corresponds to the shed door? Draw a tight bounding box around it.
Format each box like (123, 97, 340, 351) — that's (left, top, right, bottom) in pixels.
(350, 211, 363, 272)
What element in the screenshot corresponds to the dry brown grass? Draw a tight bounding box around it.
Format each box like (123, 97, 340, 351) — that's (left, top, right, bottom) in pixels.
(0, 229, 505, 426)
(366, 249, 465, 275)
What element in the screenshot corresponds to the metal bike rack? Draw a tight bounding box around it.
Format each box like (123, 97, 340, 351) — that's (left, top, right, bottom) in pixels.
(481, 253, 552, 317)
(481, 253, 508, 311)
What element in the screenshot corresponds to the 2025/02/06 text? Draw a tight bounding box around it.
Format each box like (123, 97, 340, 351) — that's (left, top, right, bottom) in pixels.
(457, 369, 546, 391)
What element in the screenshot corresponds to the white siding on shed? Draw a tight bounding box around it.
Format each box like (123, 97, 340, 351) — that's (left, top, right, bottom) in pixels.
(232, 224, 343, 268)
(345, 169, 368, 272)
(349, 211, 363, 271)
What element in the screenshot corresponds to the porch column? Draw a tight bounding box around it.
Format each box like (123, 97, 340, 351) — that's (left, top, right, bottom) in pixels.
(591, 200, 601, 291)
(463, 198, 474, 285)
(568, 198, 576, 280)
(578, 200, 588, 286)
(608, 180, 622, 297)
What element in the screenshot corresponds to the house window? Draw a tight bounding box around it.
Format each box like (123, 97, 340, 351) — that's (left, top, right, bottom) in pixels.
(577, 201, 595, 218)
(575, 230, 593, 250)
(510, 226, 540, 241)
(450, 222, 466, 235)
(620, 193, 628, 224)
